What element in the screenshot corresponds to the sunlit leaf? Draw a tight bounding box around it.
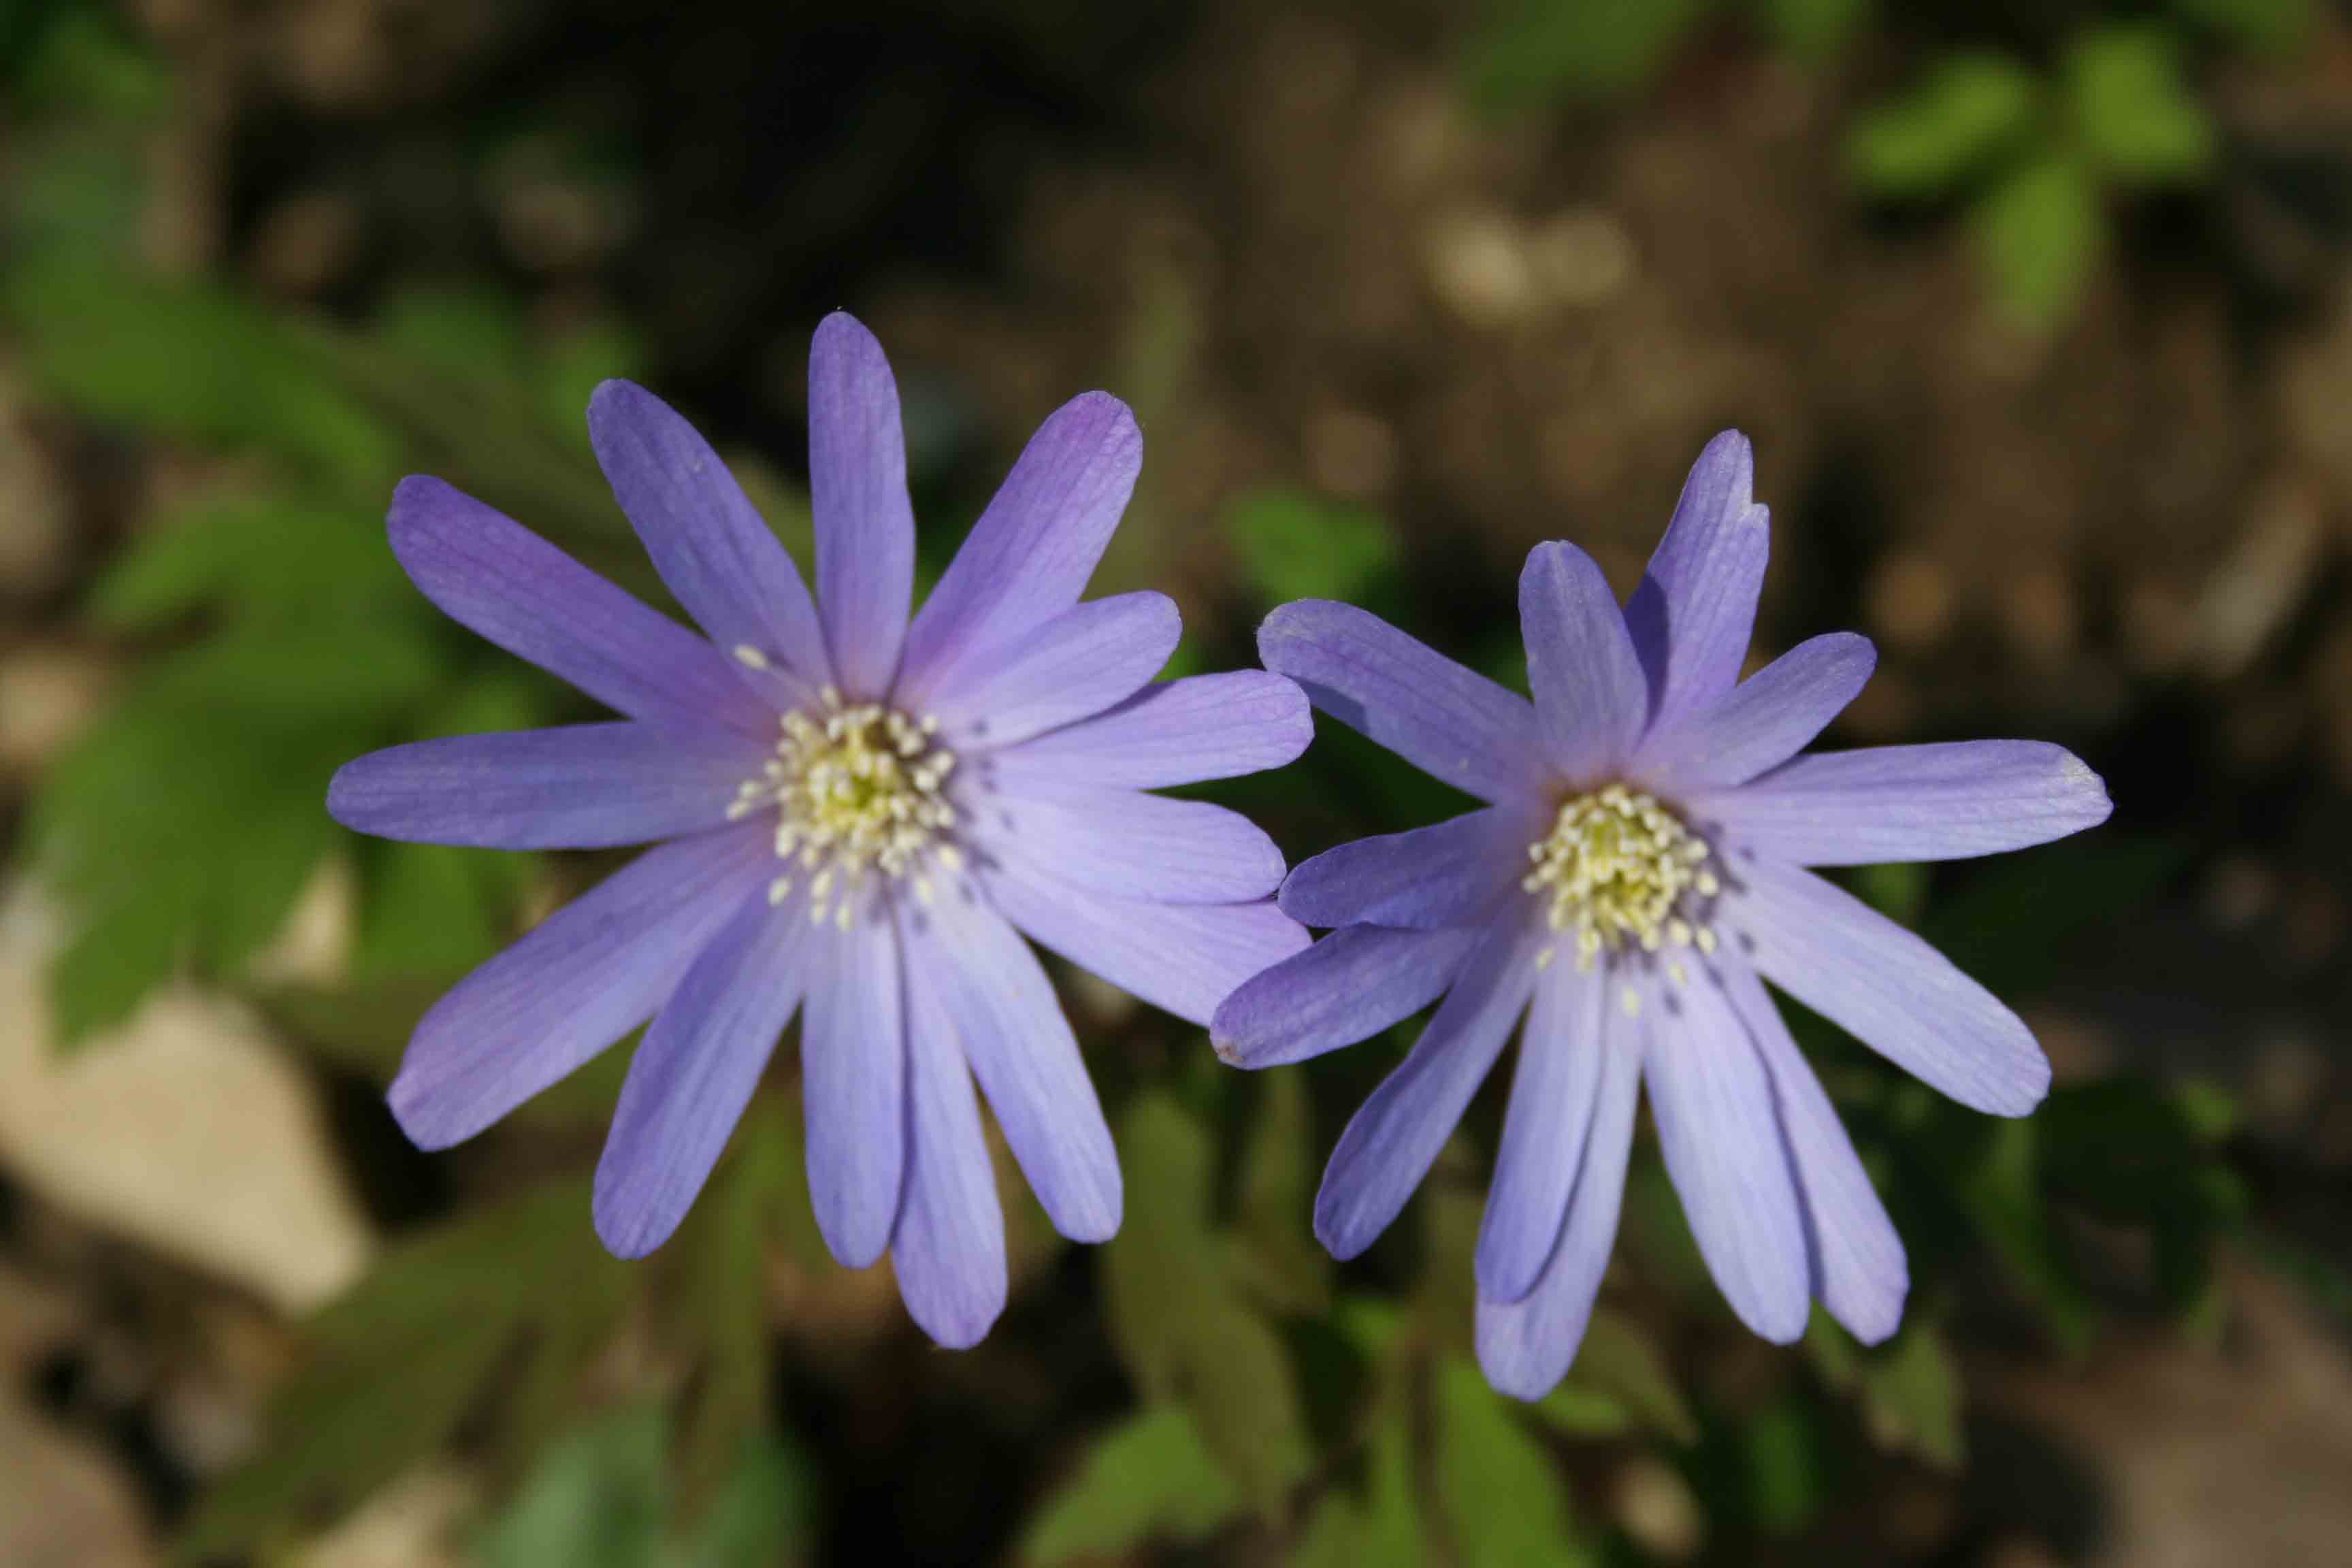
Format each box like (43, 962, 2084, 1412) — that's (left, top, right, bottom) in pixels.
(1224, 488, 1396, 608)
(1968, 149, 2103, 334)
(1848, 55, 2040, 199)
(1757, 0, 1870, 60)
(1740, 1394, 1823, 1537)
(1464, 0, 1714, 112)
(1859, 1326, 1965, 1468)
(478, 1403, 668, 1568)
(2066, 25, 2216, 188)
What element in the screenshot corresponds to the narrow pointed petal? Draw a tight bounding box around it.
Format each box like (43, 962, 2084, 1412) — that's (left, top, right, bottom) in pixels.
(1475, 1019, 1642, 1400)
(389, 823, 772, 1148)
(965, 781, 1284, 904)
(1477, 962, 1608, 1303)
(1211, 923, 1479, 1068)
(1258, 600, 1552, 804)
(1718, 956, 1907, 1343)
(890, 924, 1008, 1349)
(1637, 632, 1876, 789)
(990, 673, 1311, 789)
(1520, 542, 1648, 784)
(1313, 917, 1544, 1260)
(1622, 431, 1769, 732)
(1690, 741, 2112, 865)
(926, 593, 1179, 751)
(386, 476, 772, 736)
(1278, 806, 1544, 930)
(1722, 855, 2051, 1115)
(587, 379, 831, 702)
(1644, 968, 1811, 1343)
(983, 857, 1307, 1026)
(808, 313, 915, 696)
(593, 887, 811, 1258)
(909, 881, 1120, 1241)
(898, 393, 1141, 701)
(329, 723, 766, 849)
(800, 919, 906, 1268)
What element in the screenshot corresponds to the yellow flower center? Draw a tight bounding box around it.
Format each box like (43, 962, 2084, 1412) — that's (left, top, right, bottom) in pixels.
(1522, 783, 1718, 1004)
(727, 683, 960, 929)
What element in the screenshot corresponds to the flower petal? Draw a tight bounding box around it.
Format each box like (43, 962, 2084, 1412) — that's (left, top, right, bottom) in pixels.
(1643, 968, 1811, 1343)
(910, 879, 1120, 1241)
(898, 392, 1141, 701)
(990, 673, 1311, 789)
(388, 823, 772, 1148)
(1313, 915, 1544, 1260)
(800, 917, 906, 1268)
(1211, 923, 1478, 1068)
(1477, 960, 1608, 1303)
(328, 723, 766, 849)
(1636, 632, 1876, 790)
(966, 781, 1284, 904)
(808, 313, 916, 698)
(889, 922, 1008, 1350)
(593, 887, 811, 1258)
(1622, 431, 1769, 734)
(1722, 855, 2050, 1115)
(1475, 1017, 1641, 1401)
(1277, 806, 1541, 930)
(1689, 741, 2112, 865)
(926, 593, 1179, 751)
(982, 857, 1307, 1026)
(587, 379, 831, 703)
(1258, 600, 1552, 805)
(1718, 954, 1907, 1344)
(387, 476, 772, 736)
(1520, 542, 1648, 784)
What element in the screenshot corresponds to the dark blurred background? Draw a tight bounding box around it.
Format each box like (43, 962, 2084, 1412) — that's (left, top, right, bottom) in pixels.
(1, 0, 2349, 1563)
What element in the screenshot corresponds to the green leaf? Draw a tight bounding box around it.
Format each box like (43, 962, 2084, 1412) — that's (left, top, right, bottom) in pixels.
(478, 1403, 669, 1568)
(1756, 0, 1870, 60)
(2170, 0, 2312, 52)
(1565, 1307, 1698, 1443)
(1741, 1395, 1823, 1537)
(1223, 488, 1396, 608)
(1102, 1094, 1313, 1511)
(1232, 1071, 1330, 1313)
(1464, 0, 1714, 112)
(1019, 1406, 1244, 1567)
(1529, 1382, 1630, 1437)
(1433, 1358, 1590, 1567)
(1848, 862, 1928, 926)
(1968, 149, 2104, 335)
(180, 1181, 635, 1560)
(1847, 55, 2040, 199)
(678, 1433, 816, 1568)
(2066, 25, 2216, 187)
(1859, 1326, 1965, 1469)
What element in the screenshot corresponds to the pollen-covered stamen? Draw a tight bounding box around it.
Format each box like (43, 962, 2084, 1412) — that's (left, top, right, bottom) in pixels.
(1523, 783, 1719, 980)
(726, 685, 958, 928)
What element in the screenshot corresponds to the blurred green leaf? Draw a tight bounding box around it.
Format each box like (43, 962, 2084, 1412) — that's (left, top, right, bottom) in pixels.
(2067, 25, 2216, 187)
(1530, 1382, 1631, 1437)
(1465, 0, 1714, 112)
(1756, 0, 1869, 60)
(1433, 1358, 1591, 1566)
(181, 1181, 634, 1561)
(1968, 149, 2103, 335)
(1224, 488, 1396, 608)
(1019, 1405, 1243, 1567)
(1925, 836, 2185, 998)
(480, 1403, 668, 1568)
(678, 1433, 815, 1568)
(1567, 1306, 1699, 1443)
(2170, 0, 2311, 51)
(1740, 1394, 1823, 1537)
(1849, 861, 1927, 926)
(1848, 54, 2040, 199)
(1104, 1093, 1313, 1512)
(1859, 1326, 1965, 1468)
(1960, 1118, 2098, 1352)
(1232, 1072, 1332, 1314)
(12, 4, 165, 115)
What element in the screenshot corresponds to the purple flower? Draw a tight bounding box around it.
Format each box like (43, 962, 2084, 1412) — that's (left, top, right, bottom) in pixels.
(1212, 432, 2112, 1398)
(329, 313, 1311, 1347)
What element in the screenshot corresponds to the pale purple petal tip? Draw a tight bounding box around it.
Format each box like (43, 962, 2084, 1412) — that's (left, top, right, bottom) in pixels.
(808, 313, 916, 697)
(1520, 541, 1647, 785)
(1209, 923, 1478, 1069)
(892, 936, 1009, 1349)
(800, 917, 907, 1269)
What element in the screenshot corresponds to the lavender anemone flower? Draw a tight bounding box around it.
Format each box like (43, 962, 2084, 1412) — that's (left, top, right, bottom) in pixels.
(1211, 432, 2112, 1398)
(328, 314, 1311, 1347)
